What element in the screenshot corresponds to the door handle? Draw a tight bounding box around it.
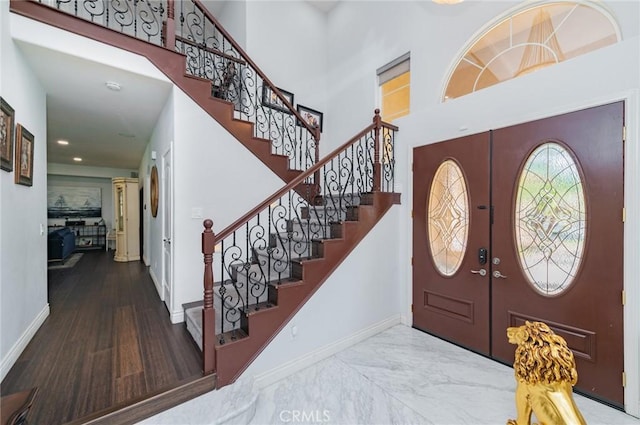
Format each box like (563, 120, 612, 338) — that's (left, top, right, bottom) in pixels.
(470, 269, 487, 276)
(493, 270, 507, 279)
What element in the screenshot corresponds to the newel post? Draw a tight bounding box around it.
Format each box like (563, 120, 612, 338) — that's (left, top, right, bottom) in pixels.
(163, 0, 176, 50)
(202, 219, 216, 375)
(372, 109, 382, 192)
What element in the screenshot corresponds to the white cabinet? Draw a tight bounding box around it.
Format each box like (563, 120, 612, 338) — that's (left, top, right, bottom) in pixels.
(113, 177, 140, 262)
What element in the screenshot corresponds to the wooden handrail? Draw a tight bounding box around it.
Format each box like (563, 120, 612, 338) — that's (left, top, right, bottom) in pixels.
(215, 110, 396, 242)
(186, 0, 320, 141)
(174, 35, 247, 65)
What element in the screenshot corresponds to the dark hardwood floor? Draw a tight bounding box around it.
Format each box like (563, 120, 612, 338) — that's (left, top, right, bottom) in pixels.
(1, 250, 203, 425)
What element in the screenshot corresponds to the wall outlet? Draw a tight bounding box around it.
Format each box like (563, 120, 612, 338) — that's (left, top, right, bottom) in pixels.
(191, 207, 203, 219)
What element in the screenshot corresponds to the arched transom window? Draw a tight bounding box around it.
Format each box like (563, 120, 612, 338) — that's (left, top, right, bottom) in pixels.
(443, 1, 620, 101)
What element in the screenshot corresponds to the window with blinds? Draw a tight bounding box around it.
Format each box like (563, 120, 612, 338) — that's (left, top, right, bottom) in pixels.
(378, 53, 410, 122)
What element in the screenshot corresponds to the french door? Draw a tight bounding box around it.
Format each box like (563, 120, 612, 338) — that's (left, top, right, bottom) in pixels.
(412, 102, 625, 407)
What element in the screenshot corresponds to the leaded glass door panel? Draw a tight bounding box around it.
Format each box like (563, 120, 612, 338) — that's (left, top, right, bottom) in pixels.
(491, 102, 624, 407)
(413, 133, 491, 355)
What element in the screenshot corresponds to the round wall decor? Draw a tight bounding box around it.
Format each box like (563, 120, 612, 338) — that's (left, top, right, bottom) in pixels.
(150, 165, 159, 218)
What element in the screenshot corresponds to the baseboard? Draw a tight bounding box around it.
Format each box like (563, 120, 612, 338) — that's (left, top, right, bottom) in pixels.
(149, 267, 162, 300)
(0, 304, 50, 381)
(143, 255, 149, 266)
(252, 314, 402, 389)
(170, 309, 184, 324)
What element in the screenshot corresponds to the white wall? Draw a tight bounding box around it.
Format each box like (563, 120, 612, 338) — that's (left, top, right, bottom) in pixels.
(319, 0, 639, 416)
(140, 90, 174, 295)
(245, 1, 328, 124)
(216, 0, 247, 50)
(47, 174, 115, 230)
(325, 0, 640, 151)
(168, 88, 284, 322)
(220, 4, 639, 415)
(245, 205, 403, 380)
(0, 0, 49, 380)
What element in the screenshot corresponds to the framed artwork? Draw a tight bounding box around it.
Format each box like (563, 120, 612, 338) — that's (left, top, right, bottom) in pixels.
(262, 85, 294, 113)
(150, 165, 159, 218)
(48, 186, 102, 218)
(1, 97, 15, 172)
(15, 124, 34, 186)
(297, 104, 323, 133)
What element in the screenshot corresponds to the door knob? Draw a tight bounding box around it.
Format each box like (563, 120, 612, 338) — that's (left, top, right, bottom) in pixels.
(493, 270, 507, 279)
(471, 269, 487, 276)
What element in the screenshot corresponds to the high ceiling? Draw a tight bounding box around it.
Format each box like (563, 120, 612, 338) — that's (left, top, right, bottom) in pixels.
(16, 41, 172, 171)
(15, 1, 339, 174)
(306, 1, 340, 13)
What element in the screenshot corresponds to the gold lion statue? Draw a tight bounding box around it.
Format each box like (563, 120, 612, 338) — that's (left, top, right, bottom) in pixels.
(506, 321, 587, 425)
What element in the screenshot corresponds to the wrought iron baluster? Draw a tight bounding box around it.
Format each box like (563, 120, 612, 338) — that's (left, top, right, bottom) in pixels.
(219, 239, 226, 338)
(105, 0, 110, 28)
(350, 143, 355, 201)
(134, 0, 138, 38)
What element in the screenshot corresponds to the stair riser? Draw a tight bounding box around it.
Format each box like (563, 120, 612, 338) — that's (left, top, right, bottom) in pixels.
(345, 206, 359, 221)
(271, 239, 312, 258)
(312, 240, 324, 258)
(185, 311, 203, 351)
(233, 263, 293, 283)
(186, 301, 243, 341)
(300, 206, 347, 222)
(217, 293, 279, 336)
(286, 221, 333, 240)
(290, 261, 303, 280)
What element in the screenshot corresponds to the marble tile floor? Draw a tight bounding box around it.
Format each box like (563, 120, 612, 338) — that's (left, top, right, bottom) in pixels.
(141, 324, 640, 425)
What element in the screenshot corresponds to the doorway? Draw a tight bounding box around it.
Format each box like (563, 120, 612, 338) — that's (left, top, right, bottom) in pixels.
(139, 186, 144, 262)
(162, 147, 173, 313)
(412, 102, 625, 407)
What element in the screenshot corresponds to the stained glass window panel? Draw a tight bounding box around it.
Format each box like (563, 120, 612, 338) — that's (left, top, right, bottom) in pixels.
(428, 160, 469, 276)
(515, 142, 586, 295)
(444, 2, 619, 101)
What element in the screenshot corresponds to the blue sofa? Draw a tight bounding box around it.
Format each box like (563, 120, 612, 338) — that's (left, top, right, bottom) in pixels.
(48, 227, 76, 262)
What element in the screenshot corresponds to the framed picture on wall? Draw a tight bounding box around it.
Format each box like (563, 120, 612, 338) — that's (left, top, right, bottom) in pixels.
(261, 85, 294, 113)
(15, 124, 34, 187)
(296, 104, 323, 133)
(47, 186, 102, 218)
(0, 97, 15, 172)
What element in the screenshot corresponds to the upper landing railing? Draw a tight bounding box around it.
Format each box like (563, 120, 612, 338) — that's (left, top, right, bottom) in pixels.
(36, 0, 320, 171)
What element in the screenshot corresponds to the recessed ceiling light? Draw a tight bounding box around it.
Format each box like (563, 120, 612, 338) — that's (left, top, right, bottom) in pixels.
(105, 81, 121, 91)
(57, 140, 69, 145)
(73, 157, 83, 162)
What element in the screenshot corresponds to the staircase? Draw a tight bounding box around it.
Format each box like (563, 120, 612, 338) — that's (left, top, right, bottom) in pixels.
(11, 0, 320, 187)
(187, 191, 400, 385)
(188, 115, 400, 386)
(10, 0, 402, 395)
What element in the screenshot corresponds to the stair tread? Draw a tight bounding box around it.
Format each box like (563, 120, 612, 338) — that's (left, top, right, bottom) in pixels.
(182, 300, 203, 310)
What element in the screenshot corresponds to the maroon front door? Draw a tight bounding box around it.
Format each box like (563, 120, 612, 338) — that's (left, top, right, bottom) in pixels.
(491, 102, 625, 407)
(412, 101, 625, 407)
(413, 132, 491, 355)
